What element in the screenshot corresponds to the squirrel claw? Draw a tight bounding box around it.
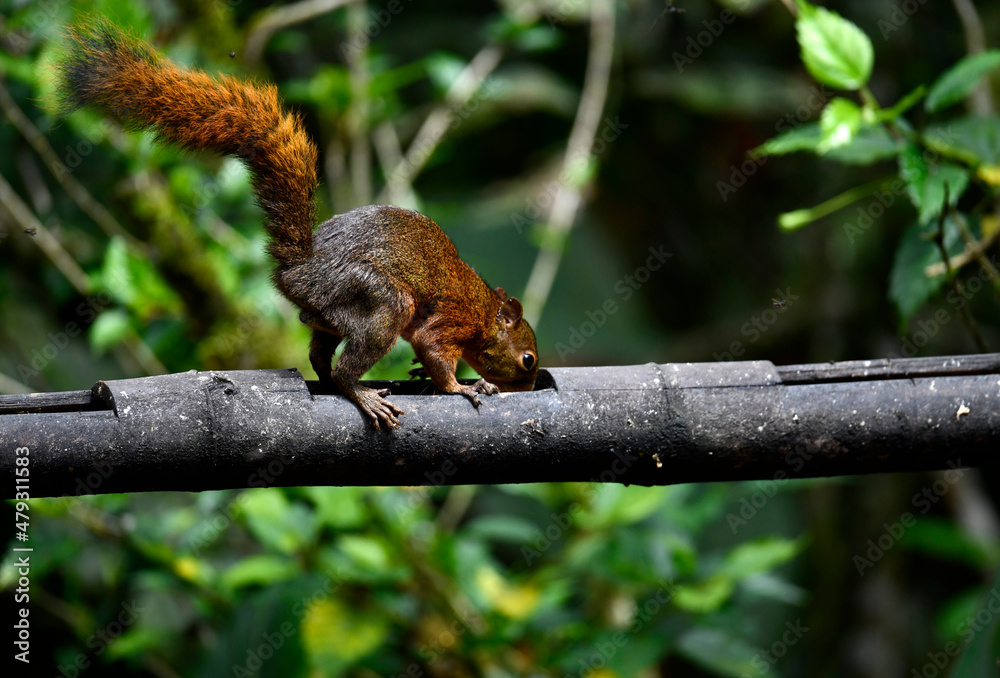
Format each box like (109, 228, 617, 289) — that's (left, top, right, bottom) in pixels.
(408, 366, 428, 380)
(458, 379, 499, 408)
(354, 386, 404, 431)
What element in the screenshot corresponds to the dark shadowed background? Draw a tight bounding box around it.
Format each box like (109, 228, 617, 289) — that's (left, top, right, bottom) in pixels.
(1, 0, 998, 676)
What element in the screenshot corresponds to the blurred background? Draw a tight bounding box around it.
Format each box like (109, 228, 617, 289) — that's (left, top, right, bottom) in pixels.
(1, 0, 999, 675)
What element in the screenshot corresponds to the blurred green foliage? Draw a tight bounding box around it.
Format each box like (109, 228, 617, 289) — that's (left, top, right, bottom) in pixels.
(1, 0, 999, 676)
(758, 0, 1000, 335)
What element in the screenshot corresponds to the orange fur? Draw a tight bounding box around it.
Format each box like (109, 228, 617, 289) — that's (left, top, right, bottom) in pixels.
(58, 19, 317, 264)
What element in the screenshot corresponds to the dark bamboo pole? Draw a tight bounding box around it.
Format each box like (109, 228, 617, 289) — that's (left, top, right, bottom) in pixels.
(1, 353, 997, 498)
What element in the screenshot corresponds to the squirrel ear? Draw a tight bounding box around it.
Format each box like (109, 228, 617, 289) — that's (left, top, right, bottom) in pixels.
(494, 287, 509, 302)
(500, 297, 524, 328)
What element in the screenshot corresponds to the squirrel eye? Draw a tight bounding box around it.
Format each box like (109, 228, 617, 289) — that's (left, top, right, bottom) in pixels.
(521, 353, 535, 370)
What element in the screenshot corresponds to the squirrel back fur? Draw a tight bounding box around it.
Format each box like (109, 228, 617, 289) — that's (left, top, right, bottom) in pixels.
(57, 19, 317, 265)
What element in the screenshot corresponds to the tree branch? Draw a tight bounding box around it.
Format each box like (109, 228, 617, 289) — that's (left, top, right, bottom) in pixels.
(522, 0, 616, 326)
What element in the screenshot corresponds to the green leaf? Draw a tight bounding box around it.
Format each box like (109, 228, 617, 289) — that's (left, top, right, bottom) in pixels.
(924, 116, 1000, 166)
(302, 598, 389, 674)
(283, 65, 350, 111)
(719, 535, 808, 579)
(104, 627, 166, 661)
(579, 485, 668, 529)
(753, 122, 821, 157)
(825, 125, 902, 165)
(926, 50, 1000, 113)
(241, 489, 317, 554)
(901, 517, 999, 569)
(888, 220, 959, 325)
(97, 237, 182, 318)
(818, 98, 863, 152)
(221, 555, 301, 590)
(934, 588, 985, 641)
(89, 308, 132, 353)
(947, 570, 1000, 678)
(898, 144, 970, 225)
(741, 572, 809, 605)
(795, 0, 874, 90)
(675, 627, 758, 676)
(672, 575, 735, 613)
(425, 51, 468, 93)
(464, 515, 548, 543)
(338, 535, 392, 574)
(302, 486, 367, 530)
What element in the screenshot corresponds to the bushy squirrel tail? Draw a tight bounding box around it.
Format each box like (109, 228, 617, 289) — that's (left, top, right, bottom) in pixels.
(57, 19, 317, 264)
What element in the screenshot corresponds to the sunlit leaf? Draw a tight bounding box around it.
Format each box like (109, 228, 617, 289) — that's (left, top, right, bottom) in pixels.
(818, 98, 862, 152)
(719, 535, 808, 578)
(303, 487, 368, 530)
(89, 308, 132, 353)
(475, 566, 541, 619)
(221, 555, 301, 590)
(672, 575, 734, 613)
(754, 122, 821, 157)
(579, 485, 669, 529)
(825, 125, 902, 165)
(241, 489, 317, 554)
(302, 598, 389, 674)
(795, 0, 873, 90)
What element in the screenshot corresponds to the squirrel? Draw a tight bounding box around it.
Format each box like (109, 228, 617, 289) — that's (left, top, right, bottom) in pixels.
(56, 19, 538, 430)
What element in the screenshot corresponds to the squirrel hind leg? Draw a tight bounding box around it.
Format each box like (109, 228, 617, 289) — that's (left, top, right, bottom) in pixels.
(326, 291, 414, 430)
(308, 330, 341, 386)
(330, 329, 406, 430)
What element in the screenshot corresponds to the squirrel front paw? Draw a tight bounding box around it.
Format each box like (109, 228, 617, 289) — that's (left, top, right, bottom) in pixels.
(354, 385, 405, 431)
(457, 379, 500, 408)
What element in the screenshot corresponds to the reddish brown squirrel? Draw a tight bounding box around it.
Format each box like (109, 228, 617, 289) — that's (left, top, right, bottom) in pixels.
(57, 19, 538, 429)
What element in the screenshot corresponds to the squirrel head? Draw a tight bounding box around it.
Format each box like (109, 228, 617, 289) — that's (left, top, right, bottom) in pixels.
(464, 287, 538, 391)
